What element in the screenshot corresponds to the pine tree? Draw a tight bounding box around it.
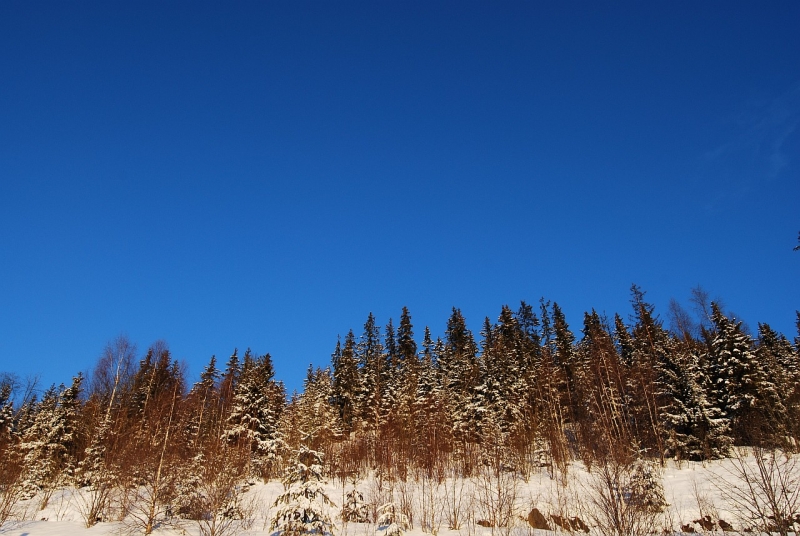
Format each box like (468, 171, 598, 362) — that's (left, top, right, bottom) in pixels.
(397, 307, 417, 366)
(187, 355, 220, 445)
(19, 374, 84, 497)
(754, 323, 794, 443)
(224, 352, 286, 479)
(376, 502, 410, 536)
(296, 366, 340, 450)
(332, 332, 359, 434)
(627, 285, 669, 456)
(395, 307, 420, 429)
(356, 313, 384, 431)
(128, 342, 184, 435)
(795, 311, 800, 351)
(492, 306, 526, 426)
(539, 298, 555, 359)
(534, 299, 570, 469)
(578, 310, 632, 462)
(271, 446, 336, 536)
(217, 350, 241, 437)
(614, 314, 635, 368)
(341, 487, 370, 523)
(386, 308, 420, 459)
(76, 413, 116, 526)
(551, 302, 583, 436)
(380, 318, 400, 429)
(417, 327, 436, 401)
(473, 307, 527, 457)
(658, 347, 730, 460)
(438, 308, 479, 446)
(0, 385, 13, 447)
(12, 392, 38, 443)
(514, 302, 543, 460)
(707, 304, 773, 444)
(692, 351, 733, 460)
(413, 331, 451, 475)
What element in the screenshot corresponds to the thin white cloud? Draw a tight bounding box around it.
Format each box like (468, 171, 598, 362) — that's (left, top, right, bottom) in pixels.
(705, 82, 800, 180)
(700, 82, 799, 211)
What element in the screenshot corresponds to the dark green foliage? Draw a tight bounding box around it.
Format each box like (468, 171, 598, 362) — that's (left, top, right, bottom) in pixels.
(332, 331, 359, 433)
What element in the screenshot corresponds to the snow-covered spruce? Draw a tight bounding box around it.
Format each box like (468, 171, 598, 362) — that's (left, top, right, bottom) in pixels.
(341, 488, 370, 523)
(271, 446, 336, 536)
(375, 502, 409, 536)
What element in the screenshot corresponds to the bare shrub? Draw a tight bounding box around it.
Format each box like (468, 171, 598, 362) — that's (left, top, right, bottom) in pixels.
(0, 456, 25, 527)
(395, 478, 415, 529)
(48, 488, 74, 521)
(191, 446, 255, 536)
(443, 471, 469, 531)
(366, 469, 392, 525)
(582, 457, 665, 536)
(473, 466, 518, 536)
(75, 448, 119, 528)
(417, 472, 443, 533)
(123, 475, 179, 535)
(122, 389, 183, 534)
(690, 477, 719, 533)
(75, 480, 117, 527)
(713, 447, 800, 536)
(660, 488, 687, 536)
(542, 471, 582, 535)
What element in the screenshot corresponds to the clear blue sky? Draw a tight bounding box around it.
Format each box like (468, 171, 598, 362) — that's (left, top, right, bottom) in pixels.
(1, 2, 798, 395)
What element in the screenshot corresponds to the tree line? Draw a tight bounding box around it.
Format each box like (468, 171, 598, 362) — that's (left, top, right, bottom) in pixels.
(0, 285, 798, 526)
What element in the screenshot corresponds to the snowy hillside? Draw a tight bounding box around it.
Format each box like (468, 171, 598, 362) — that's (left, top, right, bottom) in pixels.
(2, 451, 798, 536)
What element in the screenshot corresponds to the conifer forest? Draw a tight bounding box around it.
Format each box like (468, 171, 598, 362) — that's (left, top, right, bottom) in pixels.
(2, 285, 799, 535)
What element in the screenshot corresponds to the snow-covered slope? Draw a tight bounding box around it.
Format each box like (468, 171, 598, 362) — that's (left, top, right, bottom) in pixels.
(5, 452, 795, 536)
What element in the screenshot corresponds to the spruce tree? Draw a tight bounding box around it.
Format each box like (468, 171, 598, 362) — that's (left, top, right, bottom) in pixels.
(224, 352, 286, 479)
(397, 307, 417, 365)
(271, 446, 336, 536)
(515, 302, 543, 454)
(332, 332, 359, 434)
(707, 304, 770, 444)
(551, 302, 582, 431)
(578, 310, 631, 461)
(187, 355, 220, 445)
(381, 319, 400, 429)
(657, 345, 730, 460)
(0, 385, 13, 448)
(628, 285, 669, 455)
(413, 331, 451, 475)
(19, 375, 84, 496)
(296, 366, 340, 450)
(356, 313, 384, 431)
(391, 308, 420, 451)
(438, 308, 479, 441)
(754, 323, 794, 443)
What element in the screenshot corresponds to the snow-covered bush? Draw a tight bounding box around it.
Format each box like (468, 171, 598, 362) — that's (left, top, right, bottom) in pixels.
(376, 502, 409, 536)
(271, 446, 336, 536)
(626, 459, 666, 513)
(341, 488, 370, 523)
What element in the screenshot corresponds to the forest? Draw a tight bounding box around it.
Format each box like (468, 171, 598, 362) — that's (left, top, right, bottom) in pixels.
(1, 285, 799, 535)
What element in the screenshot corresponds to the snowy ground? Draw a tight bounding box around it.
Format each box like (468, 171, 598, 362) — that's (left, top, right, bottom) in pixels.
(1, 454, 794, 535)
